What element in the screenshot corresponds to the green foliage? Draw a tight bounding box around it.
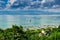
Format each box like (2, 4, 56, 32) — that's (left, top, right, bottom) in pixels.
(0, 25, 60, 40)
(58, 25, 60, 29)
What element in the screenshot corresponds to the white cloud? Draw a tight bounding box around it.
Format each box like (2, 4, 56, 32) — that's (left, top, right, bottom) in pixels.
(24, 6, 31, 9)
(41, 0, 54, 3)
(41, 0, 46, 4)
(31, 0, 41, 5)
(41, 0, 55, 6)
(0, 1, 5, 9)
(8, 0, 16, 4)
(5, 0, 17, 9)
(41, 0, 55, 7)
(52, 5, 60, 8)
(3, 0, 60, 10)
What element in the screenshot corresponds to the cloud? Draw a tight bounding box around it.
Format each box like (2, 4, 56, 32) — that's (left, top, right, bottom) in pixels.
(0, 0, 6, 9)
(2, 0, 60, 10)
(5, 0, 17, 9)
(41, 0, 55, 7)
(23, 6, 31, 9)
(52, 5, 60, 8)
(41, 0, 54, 4)
(8, 0, 16, 4)
(41, 0, 46, 4)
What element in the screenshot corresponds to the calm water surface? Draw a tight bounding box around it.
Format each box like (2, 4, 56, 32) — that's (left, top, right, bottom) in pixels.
(0, 15, 60, 29)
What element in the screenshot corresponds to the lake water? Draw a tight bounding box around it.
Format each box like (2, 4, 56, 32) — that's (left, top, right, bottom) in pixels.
(0, 15, 60, 29)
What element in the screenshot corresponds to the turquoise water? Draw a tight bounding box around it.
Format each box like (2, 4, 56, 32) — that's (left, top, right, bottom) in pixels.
(0, 15, 60, 29)
(0, 10, 60, 15)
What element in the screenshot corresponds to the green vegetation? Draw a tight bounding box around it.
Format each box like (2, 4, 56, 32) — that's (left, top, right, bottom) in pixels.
(0, 25, 60, 40)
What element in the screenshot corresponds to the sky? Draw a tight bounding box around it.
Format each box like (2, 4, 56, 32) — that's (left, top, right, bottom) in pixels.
(0, 0, 60, 10)
(0, 0, 60, 14)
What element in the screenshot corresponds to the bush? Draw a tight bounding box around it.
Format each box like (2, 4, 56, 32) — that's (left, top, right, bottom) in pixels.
(0, 25, 60, 40)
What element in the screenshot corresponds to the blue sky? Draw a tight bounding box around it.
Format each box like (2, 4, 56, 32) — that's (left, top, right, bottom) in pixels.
(0, 0, 60, 10)
(0, 0, 60, 14)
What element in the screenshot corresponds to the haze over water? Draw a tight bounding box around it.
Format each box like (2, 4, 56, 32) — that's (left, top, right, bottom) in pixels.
(0, 15, 60, 29)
